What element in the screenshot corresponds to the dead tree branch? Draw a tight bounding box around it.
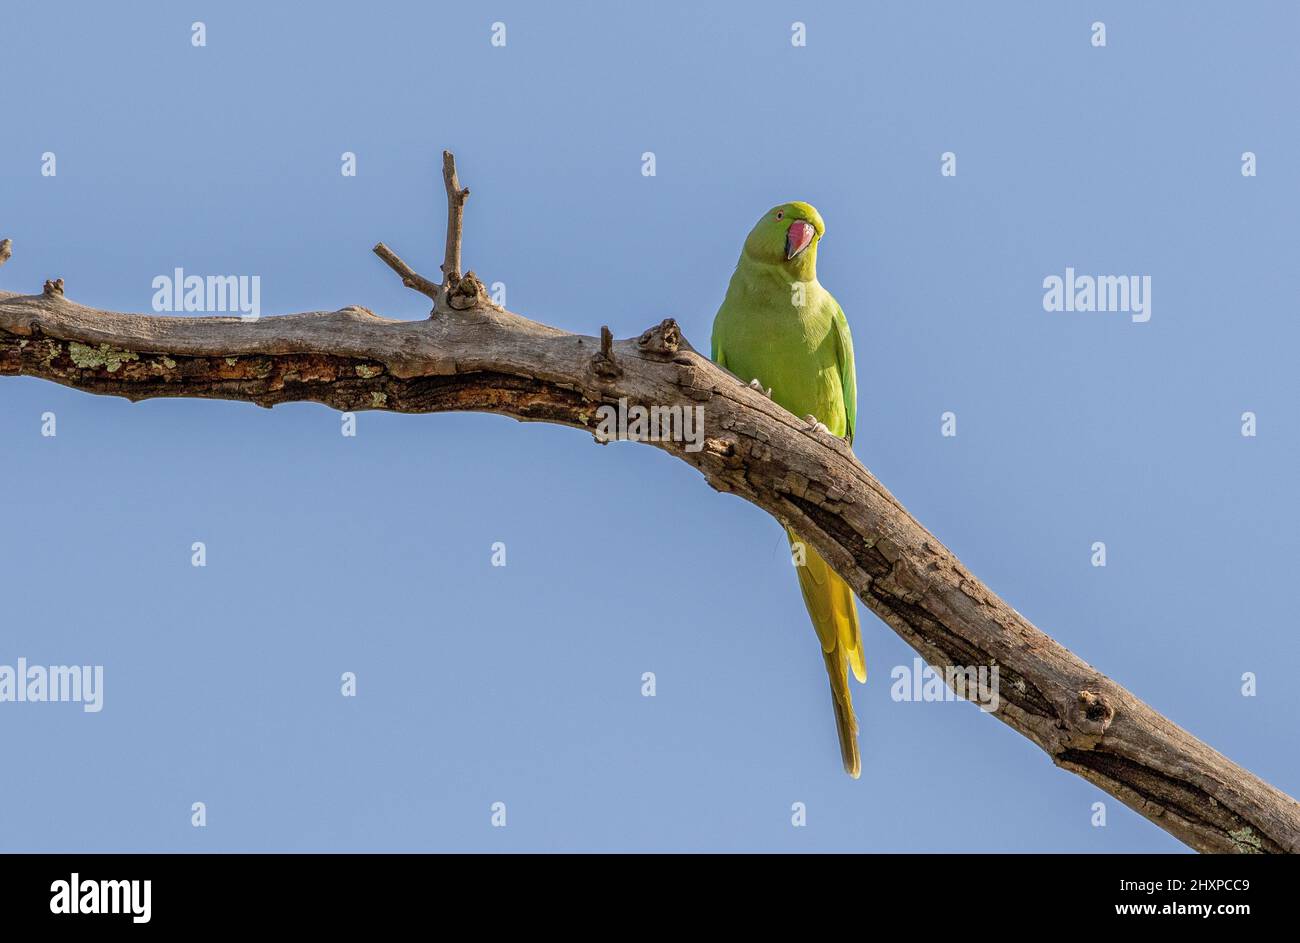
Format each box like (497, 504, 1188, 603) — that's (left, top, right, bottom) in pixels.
(1, 155, 1297, 855)
(441, 149, 469, 285)
(371, 241, 440, 304)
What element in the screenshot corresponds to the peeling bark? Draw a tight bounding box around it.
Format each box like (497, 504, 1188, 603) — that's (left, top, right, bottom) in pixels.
(2, 156, 1297, 855)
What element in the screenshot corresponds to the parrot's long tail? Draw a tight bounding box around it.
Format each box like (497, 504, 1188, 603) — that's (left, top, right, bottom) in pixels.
(787, 529, 867, 779)
(822, 649, 860, 779)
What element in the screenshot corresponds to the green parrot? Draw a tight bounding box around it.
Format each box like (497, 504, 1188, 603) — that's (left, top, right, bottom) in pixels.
(710, 201, 866, 777)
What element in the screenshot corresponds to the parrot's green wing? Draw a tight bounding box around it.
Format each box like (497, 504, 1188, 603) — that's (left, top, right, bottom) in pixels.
(832, 302, 857, 445)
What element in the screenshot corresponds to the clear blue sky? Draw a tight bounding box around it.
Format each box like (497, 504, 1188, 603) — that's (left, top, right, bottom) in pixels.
(2, 1, 1296, 852)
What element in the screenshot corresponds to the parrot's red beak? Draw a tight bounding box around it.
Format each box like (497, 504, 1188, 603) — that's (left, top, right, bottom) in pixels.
(786, 219, 815, 260)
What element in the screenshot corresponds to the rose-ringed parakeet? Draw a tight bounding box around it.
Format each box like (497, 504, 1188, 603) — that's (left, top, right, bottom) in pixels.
(710, 202, 866, 777)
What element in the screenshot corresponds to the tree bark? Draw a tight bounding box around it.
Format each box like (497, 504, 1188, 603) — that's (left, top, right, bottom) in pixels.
(2, 159, 1297, 855)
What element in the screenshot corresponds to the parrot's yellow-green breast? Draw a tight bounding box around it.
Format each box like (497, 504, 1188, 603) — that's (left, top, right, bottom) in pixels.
(710, 201, 856, 442)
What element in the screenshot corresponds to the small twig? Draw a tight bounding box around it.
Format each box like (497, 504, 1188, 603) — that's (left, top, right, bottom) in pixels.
(0, 239, 11, 269)
(43, 277, 64, 297)
(374, 151, 475, 316)
(372, 242, 440, 302)
(591, 325, 623, 379)
(441, 150, 470, 285)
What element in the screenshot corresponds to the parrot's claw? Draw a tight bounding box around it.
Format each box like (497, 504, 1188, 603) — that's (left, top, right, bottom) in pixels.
(802, 414, 831, 436)
(747, 378, 773, 398)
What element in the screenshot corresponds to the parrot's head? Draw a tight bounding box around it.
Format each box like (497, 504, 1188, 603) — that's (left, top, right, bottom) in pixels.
(742, 201, 825, 277)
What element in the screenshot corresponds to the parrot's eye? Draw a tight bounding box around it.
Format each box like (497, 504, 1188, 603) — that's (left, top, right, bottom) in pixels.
(775, 211, 784, 220)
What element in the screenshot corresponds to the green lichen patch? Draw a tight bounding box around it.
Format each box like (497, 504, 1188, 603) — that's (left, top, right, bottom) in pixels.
(1228, 827, 1263, 854)
(355, 364, 383, 379)
(148, 355, 178, 375)
(69, 342, 140, 373)
(370, 391, 388, 408)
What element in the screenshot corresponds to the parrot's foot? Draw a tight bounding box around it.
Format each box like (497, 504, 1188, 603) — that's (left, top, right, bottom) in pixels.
(802, 414, 831, 436)
(746, 378, 773, 398)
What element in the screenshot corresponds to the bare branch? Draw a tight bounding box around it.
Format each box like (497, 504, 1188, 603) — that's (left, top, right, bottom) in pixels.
(2, 158, 1297, 855)
(372, 241, 440, 303)
(0, 239, 11, 268)
(441, 150, 469, 285)
(374, 151, 475, 316)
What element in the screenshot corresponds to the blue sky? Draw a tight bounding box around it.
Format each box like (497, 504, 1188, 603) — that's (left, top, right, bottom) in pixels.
(1, 1, 1296, 851)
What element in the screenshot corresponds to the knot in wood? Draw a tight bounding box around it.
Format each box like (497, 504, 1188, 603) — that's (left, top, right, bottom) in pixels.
(703, 437, 735, 458)
(637, 318, 682, 357)
(446, 270, 488, 310)
(1061, 689, 1116, 751)
(1078, 689, 1115, 727)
